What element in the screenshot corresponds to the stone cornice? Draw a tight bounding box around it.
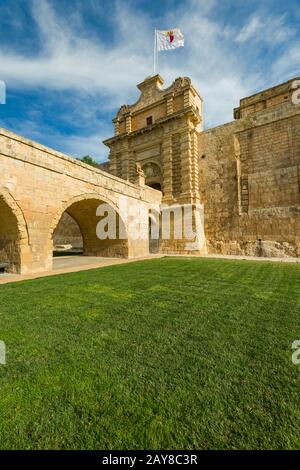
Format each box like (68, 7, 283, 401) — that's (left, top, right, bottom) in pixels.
(103, 106, 201, 147)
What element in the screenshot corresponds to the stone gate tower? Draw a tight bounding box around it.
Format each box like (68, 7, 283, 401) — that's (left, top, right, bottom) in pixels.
(103, 75, 205, 254)
(103, 75, 202, 202)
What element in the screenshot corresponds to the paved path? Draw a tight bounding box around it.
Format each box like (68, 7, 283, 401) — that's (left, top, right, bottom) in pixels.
(0, 253, 299, 285)
(53, 255, 116, 270)
(0, 255, 163, 285)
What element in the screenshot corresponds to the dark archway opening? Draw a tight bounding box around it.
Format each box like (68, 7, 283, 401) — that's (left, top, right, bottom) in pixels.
(52, 212, 83, 257)
(148, 182, 162, 191)
(51, 198, 128, 264)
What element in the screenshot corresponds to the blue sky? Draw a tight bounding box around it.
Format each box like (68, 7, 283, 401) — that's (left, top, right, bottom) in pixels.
(0, 0, 299, 162)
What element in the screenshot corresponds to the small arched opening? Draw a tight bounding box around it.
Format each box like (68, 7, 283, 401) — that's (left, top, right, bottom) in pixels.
(142, 162, 163, 193)
(52, 212, 83, 257)
(148, 182, 162, 191)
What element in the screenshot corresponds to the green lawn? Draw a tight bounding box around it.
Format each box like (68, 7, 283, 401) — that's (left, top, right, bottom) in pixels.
(0, 257, 300, 450)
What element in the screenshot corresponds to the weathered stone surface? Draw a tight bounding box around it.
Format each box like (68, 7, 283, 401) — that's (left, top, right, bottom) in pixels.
(1, 74, 300, 274)
(104, 75, 300, 258)
(103, 75, 205, 254)
(0, 128, 161, 273)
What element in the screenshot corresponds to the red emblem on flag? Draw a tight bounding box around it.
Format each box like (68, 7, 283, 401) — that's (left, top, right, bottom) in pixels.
(166, 31, 174, 43)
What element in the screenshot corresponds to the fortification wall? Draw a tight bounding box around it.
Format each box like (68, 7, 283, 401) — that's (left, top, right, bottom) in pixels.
(199, 99, 300, 257)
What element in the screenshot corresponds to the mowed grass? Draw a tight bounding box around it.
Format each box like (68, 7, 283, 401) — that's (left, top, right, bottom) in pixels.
(0, 257, 300, 450)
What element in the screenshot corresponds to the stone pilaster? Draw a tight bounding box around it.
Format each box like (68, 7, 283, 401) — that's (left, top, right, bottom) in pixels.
(125, 113, 132, 133)
(109, 150, 118, 177)
(180, 125, 193, 201)
(113, 118, 120, 136)
(162, 135, 173, 202)
(191, 129, 200, 201)
(120, 140, 133, 181)
(128, 150, 136, 183)
(183, 89, 191, 108)
(166, 93, 174, 115)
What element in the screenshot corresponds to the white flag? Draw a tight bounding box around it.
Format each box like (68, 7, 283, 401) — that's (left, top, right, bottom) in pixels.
(156, 29, 184, 51)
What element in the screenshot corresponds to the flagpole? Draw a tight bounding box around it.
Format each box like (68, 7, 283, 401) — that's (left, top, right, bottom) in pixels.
(153, 29, 157, 75)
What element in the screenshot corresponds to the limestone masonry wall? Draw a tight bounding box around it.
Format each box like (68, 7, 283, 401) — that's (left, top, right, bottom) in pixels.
(0, 128, 161, 273)
(1, 74, 300, 275)
(104, 75, 300, 258)
(200, 93, 300, 257)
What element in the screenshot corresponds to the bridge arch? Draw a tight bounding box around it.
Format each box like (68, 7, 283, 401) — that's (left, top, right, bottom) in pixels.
(0, 188, 30, 273)
(49, 193, 129, 266)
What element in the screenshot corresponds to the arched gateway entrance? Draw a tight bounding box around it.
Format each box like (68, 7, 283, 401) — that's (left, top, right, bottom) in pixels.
(50, 195, 129, 267)
(142, 162, 163, 192)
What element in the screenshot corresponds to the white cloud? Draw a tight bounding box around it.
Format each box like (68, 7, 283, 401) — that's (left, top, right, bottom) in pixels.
(236, 17, 261, 43)
(271, 43, 300, 80)
(236, 14, 296, 44)
(0, 114, 110, 162)
(0, 0, 299, 156)
(0, 0, 151, 102)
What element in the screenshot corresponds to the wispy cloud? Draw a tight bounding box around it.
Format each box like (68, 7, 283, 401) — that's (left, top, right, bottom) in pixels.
(0, 114, 109, 161)
(0, 0, 150, 99)
(271, 43, 300, 82)
(0, 0, 299, 160)
(236, 14, 296, 44)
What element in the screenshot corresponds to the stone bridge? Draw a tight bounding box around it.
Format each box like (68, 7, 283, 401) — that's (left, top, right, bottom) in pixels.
(0, 128, 161, 274)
